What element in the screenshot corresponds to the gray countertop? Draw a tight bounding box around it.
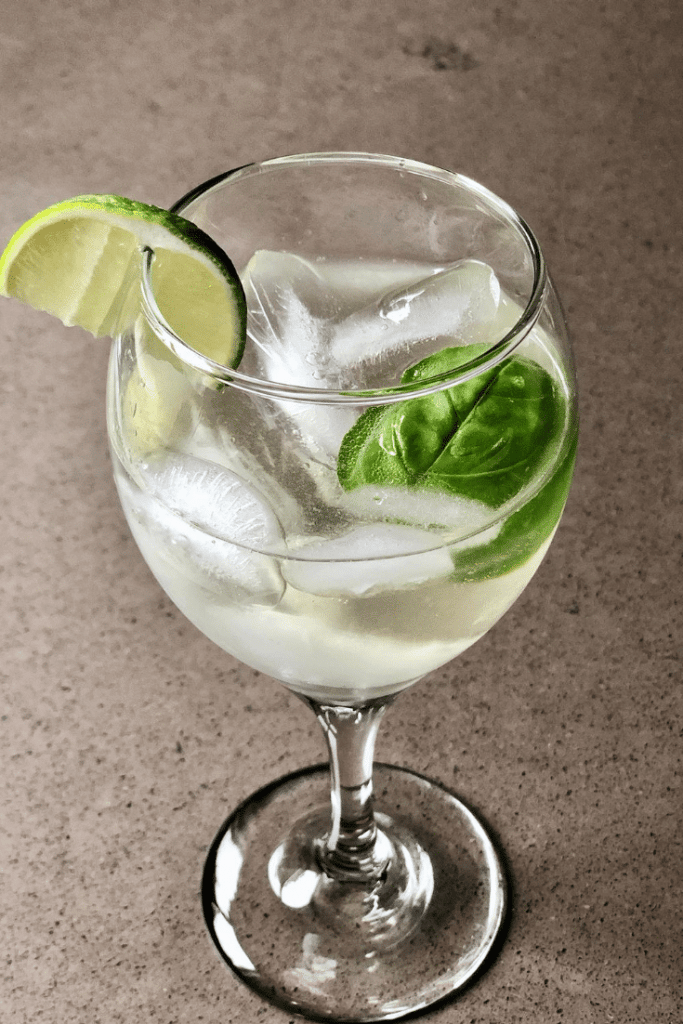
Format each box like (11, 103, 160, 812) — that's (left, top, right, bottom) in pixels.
(1, 1, 681, 1021)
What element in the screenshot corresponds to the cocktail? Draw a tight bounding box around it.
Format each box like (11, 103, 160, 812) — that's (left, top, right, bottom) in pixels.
(1, 153, 577, 1021)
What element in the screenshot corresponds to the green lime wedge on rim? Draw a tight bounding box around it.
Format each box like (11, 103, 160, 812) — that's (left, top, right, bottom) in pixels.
(0, 194, 246, 367)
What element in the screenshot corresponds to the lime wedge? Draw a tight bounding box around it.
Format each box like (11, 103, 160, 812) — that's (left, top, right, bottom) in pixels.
(0, 194, 246, 367)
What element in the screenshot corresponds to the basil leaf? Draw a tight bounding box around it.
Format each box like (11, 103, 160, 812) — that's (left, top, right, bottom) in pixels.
(450, 428, 577, 581)
(338, 345, 489, 490)
(337, 344, 575, 580)
(339, 344, 564, 506)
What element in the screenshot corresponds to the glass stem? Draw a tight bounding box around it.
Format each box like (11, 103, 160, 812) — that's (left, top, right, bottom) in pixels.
(303, 695, 395, 883)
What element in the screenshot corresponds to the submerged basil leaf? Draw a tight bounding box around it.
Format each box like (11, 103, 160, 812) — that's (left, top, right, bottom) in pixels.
(339, 344, 564, 506)
(450, 428, 577, 581)
(337, 344, 575, 580)
(338, 345, 485, 489)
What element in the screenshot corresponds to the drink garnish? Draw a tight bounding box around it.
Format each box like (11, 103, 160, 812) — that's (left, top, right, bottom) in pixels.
(0, 194, 246, 367)
(338, 343, 575, 579)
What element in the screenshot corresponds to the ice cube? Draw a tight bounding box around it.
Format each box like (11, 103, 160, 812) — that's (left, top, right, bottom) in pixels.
(329, 259, 501, 370)
(240, 253, 503, 460)
(132, 454, 286, 604)
(241, 250, 330, 385)
(282, 523, 454, 597)
(336, 484, 502, 544)
(186, 420, 305, 537)
(241, 251, 443, 367)
(241, 250, 357, 459)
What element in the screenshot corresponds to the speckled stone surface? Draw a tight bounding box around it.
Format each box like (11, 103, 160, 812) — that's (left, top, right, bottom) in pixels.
(1, 1, 681, 1021)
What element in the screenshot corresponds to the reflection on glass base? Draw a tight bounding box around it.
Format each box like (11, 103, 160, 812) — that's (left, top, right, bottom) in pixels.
(202, 764, 508, 1022)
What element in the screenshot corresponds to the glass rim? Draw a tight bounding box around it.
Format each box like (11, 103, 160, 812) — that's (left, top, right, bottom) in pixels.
(140, 151, 547, 406)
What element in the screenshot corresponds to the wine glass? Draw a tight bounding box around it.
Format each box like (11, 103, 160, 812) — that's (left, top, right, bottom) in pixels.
(106, 153, 578, 1021)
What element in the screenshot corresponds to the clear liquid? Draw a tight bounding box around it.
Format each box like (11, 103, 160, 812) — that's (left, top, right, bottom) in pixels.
(109, 255, 574, 702)
(112, 455, 554, 700)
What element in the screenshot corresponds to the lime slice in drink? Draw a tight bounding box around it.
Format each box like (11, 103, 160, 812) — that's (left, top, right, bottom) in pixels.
(0, 194, 246, 366)
(120, 318, 195, 455)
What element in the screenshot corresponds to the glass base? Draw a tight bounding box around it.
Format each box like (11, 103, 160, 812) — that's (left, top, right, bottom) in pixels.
(202, 764, 508, 1022)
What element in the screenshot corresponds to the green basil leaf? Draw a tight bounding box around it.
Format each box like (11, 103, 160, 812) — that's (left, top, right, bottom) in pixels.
(450, 428, 577, 581)
(337, 343, 575, 581)
(339, 344, 564, 506)
(338, 344, 489, 490)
